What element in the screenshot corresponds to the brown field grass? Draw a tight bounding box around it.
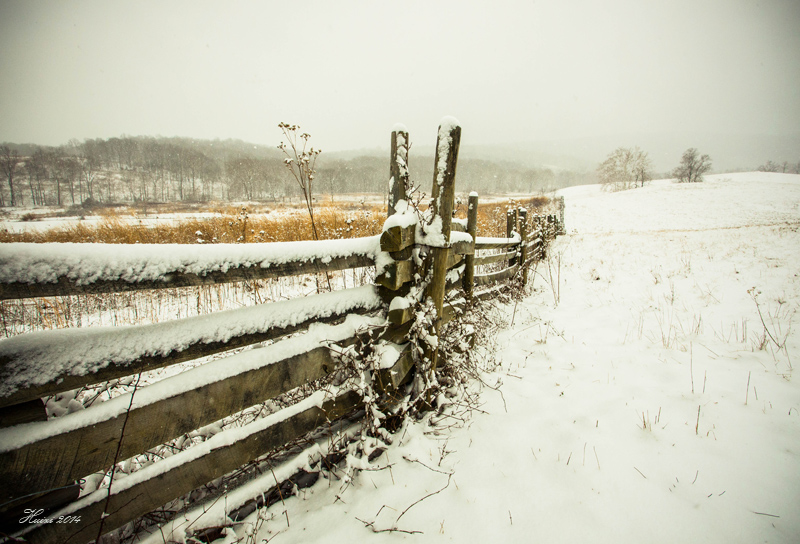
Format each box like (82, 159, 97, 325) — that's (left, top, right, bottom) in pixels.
(469, 196, 551, 237)
(0, 196, 551, 244)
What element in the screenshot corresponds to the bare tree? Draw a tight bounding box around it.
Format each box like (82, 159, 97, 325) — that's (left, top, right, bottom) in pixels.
(80, 139, 104, 202)
(0, 145, 21, 206)
(631, 150, 653, 188)
(23, 148, 49, 205)
(673, 148, 712, 183)
(52, 153, 81, 206)
(198, 154, 221, 201)
(317, 159, 349, 200)
(598, 146, 653, 191)
(758, 160, 781, 173)
(225, 157, 259, 200)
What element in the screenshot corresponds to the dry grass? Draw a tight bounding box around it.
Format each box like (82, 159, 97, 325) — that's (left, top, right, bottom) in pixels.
(0, 205, 386, 244)
(0, 196, 551, 244)
(469, 196, 552, 237)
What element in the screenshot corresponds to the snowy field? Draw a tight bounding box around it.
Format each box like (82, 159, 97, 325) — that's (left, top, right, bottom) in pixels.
(1, 208, 308, 234)
(152, 173, 799, 544)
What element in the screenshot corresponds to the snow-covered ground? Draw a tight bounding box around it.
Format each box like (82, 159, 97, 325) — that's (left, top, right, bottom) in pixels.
(1, 210, 303, 234)
(156, 173, 799, 543)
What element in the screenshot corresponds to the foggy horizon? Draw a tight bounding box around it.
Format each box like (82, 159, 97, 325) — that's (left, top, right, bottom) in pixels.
(1, 0, 798, 169)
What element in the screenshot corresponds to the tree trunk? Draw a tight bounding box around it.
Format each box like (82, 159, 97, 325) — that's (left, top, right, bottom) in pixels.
(6, 178, 14, 207)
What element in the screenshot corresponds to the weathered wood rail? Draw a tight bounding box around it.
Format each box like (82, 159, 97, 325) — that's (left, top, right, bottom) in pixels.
(0, 120, 563, 544)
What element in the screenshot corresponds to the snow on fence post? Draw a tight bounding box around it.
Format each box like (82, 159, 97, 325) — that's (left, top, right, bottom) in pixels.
(519, 208, 529, 287)
(388, 126, 409, 217)
(557, 196, 566, 235)
(426, 118, 461, 374)
(463, 192, 479, 299)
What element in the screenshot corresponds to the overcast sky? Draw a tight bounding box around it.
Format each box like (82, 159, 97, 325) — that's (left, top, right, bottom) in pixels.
(1, 0, 798, 154)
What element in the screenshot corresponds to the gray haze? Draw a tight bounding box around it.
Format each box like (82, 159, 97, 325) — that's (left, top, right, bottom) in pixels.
(1, 0, 799, 171)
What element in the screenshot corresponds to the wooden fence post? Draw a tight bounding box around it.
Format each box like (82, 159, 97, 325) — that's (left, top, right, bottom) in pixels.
(506, 208, 518, 267)
(427, 118, 461, 374)
(463, 192, 478, 299)
(388, 126, 409, 217)
(557, 195, 566, 234)
(519, 208, 528, 286)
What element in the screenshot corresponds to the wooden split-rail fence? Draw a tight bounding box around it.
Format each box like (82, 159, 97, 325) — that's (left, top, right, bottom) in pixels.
(0, 121, 564, 543)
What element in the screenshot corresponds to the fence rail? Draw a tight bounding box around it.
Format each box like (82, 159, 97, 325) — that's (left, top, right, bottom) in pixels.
(0, 120, 564, 544)
(0, 237, 379, 301)
(0, 285, 382, 410)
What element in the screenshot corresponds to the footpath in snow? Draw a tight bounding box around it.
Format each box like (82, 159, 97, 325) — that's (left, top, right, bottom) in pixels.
(164, 173, 799, 544)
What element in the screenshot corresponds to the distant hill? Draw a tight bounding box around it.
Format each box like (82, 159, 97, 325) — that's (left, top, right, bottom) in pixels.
(488, 132, 800, 174)
(4, 131, 793, 208)
(326, 132, 799, 175)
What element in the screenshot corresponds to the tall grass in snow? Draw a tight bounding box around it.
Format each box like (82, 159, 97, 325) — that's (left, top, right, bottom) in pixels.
(0, 204, 387, 244)
(0, 196, 551, 244)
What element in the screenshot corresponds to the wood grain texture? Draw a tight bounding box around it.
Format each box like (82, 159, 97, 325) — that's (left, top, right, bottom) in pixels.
(426, 122, 460, 375)
(0, 398, 46, 428)
(463, 193, 479, 298)
(474, 239, 519, 250)
(19, 339, 421, 543)
(473, 284, 513, 302)
(387, 305, 415, 326)
(507, 209, 519, 268)
(380, 224, 415, 253)
(474, 250, 516, 267)
(451, 239, 474, 255)
(474, 264, 519, 287)
(519, 209, 529, 286)
(375, 343, 414, 392)
(375, 259, 414, 291)
(20, 391, 364, 544)
(0, 301, 366, 409)
(0, 346, 338, 503)
(447, 252, 464, 270)
(388, 129, 409, 217)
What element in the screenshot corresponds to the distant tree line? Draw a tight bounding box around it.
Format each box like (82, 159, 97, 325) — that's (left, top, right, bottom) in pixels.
(0, 137, 276, 207)
(0, 136, 596, 208)
(597, 144, 800, 192)
(598, 146, 715, 189)
(757, 160, 800, 173)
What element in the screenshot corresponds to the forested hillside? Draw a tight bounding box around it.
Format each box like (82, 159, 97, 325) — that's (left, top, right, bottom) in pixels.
(0, 137, 595, 208)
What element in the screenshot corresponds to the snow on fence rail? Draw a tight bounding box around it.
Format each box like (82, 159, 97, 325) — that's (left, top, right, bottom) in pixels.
(0, 120, 563, 544)
(0, 236, 380, 300)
